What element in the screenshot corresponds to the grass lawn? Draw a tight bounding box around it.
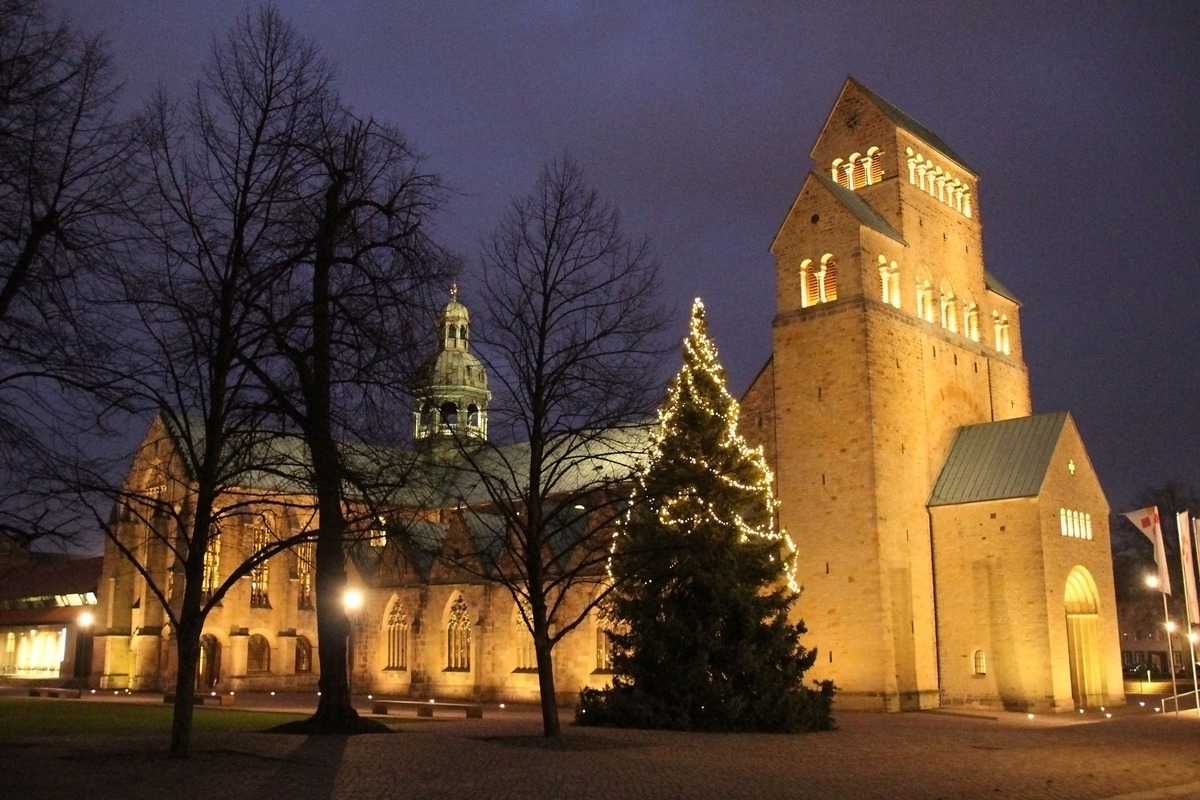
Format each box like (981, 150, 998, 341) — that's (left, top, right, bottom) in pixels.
(0, 698, 309, 736)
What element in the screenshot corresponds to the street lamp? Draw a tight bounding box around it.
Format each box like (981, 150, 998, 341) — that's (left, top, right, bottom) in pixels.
(343, 588, 363, 701)
(1147, 574, 1180, 717)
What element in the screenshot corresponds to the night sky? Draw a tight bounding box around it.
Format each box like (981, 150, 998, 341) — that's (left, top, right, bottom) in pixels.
(63, 1, 1199, 509)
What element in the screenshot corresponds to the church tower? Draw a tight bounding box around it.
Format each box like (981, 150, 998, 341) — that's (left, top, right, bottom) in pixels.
(743, 78, 1035, 710)
(413, 286, 490, 442)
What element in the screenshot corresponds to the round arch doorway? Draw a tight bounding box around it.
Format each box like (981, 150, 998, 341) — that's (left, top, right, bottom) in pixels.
(1064, 566, 1103, 708)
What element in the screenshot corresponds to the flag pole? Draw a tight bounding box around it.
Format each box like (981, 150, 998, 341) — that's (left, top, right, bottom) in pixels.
(1162, 590, 1179, 718)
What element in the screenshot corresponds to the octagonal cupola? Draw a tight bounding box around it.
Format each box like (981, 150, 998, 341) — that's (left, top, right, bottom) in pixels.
(413, 285, 490, 442)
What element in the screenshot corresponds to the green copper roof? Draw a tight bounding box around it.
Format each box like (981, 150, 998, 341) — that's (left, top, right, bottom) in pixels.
(849, 77, 974, 173)
(814, 173, 907, 245)
(928, 412, 1068, 506)
(984, 271, 1023, 306)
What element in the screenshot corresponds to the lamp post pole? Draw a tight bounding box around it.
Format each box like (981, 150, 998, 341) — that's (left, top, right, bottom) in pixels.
(343, 588, 363, 705)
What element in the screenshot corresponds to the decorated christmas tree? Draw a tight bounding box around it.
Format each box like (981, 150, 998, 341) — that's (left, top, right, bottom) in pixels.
(578, 299, 833, 732)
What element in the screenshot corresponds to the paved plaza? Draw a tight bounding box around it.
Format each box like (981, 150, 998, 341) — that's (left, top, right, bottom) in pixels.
(4, 692, 1200, 800)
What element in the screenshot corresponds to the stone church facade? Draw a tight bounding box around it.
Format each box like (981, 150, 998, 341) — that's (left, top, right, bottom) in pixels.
(91, 78, 1123, 713)
(739, 77, 1121, 711)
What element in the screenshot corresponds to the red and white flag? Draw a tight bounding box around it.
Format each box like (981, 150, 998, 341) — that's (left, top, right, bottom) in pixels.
(1124, 506, 1171, 595)
(1178, 511, 1199, 624)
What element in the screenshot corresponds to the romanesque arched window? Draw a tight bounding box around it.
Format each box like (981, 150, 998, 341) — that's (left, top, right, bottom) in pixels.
(247, 634, 270, 674)
(820, 254, 838, 303)
(387, 600, 409, 670)
(916, 279, 935, 323)
(446, 595, 471, 671)
(993, 311, 1011, 355)
(964, 302, 981, 342)
(878, 256, 900, 308)
(941, 289, 958, 333)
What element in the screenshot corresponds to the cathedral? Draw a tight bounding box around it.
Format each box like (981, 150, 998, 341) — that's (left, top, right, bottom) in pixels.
(91, 78, 1123, 713)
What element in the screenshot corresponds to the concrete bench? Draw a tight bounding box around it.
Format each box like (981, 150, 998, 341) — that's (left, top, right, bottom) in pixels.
(27, 687, 82, 699)
(371, 699, 483, 719)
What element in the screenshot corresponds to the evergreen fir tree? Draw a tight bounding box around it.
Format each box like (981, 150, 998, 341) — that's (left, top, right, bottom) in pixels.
(578, 299, 834, 732)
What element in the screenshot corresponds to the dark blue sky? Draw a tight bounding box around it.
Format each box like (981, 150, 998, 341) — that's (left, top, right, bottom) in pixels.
(65, 1, 1200, 508)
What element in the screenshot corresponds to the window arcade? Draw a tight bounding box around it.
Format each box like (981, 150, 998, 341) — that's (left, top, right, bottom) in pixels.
(831, 146, 884, 190)
(905, 147, 972, 218)
(800, 254, 838, 308)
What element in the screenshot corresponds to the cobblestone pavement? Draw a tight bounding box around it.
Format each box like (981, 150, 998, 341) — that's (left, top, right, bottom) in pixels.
(4, 692, 1200, 800)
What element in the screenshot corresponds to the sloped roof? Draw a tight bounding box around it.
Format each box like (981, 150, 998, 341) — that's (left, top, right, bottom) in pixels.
(984, 271, 1023, 306)
(928, 412, 1068, 507)
(849, 77, 974, 173)
(813, 173, 907, 245)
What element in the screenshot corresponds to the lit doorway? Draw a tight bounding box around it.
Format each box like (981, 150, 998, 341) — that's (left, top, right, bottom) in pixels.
(1064, 567, 1103, 708)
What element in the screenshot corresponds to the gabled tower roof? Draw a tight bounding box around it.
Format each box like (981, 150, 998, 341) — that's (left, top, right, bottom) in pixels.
(845, 76, 975, 173)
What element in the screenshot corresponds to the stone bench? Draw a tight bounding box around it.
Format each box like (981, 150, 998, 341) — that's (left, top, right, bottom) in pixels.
(371, 699, 483, 719)
(27, 687, 82, 699)
(163, 692, 236, 706)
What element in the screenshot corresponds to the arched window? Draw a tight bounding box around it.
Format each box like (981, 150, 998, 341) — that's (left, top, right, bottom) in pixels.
(941, 290, 958, 333)
(964, 302, 980, 342)
(993, 311, 1011, 355)
(845, 152, 861, 189)
(916, 279, 934, 323)
(201, 528, 220, 602)
(250, 523, 270, 608)
(864, 146, 882, 185)
(595, 626, 614, 673)
(830, 158, 843, 182)
(446, 595, 471, 671)
(247, 634, 270, 674)
(973, 649, 987, 675)
(514, 603, 536, 672)
(800, 259, 816, 308)
(467, 403, 480, 427)
(296, 541, 314, 610)
(387, 601, 408, 670)
(440, 401, 458, 427)
(878, 257, 900, 308)
(820, 254, 838, 303)
(295, 636, 312, 673)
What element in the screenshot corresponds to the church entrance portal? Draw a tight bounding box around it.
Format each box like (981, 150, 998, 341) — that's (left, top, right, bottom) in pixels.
(1064, 567, 1103, 708)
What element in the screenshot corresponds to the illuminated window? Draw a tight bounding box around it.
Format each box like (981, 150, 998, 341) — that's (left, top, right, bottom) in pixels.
(820, 254, 838, 302)
(993, 311, 1011, 355)
(973, 649, 987, 675)
(941, 290, 958, 333)
(370, 516, 387, 548)
(250, 524, 270, 608)
(831, 148, 883, 190)
(906, 147, 972, 218)
(387, 601, 409, 670)
(964, 302, 980, 342)
(296, 541, 314, 611)
(446, 595, 471, 671)
(878, 256, 900, 308)
(1059, 508, 1093, 540)
(594, 626, 614, 673)
(201, 529, 221, 603)
(247, 634, 270, 674)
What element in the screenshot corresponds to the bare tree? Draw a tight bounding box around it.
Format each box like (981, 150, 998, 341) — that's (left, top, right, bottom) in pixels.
(440, 155, 670, 737)
(0, 0, 133, 548)
(91, 4, 336, 756)
(239, 108, 450, 732)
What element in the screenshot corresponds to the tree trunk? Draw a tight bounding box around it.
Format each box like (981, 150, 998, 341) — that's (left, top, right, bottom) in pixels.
(534, 630, 561, 737)
(168, 612, 201, 757)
